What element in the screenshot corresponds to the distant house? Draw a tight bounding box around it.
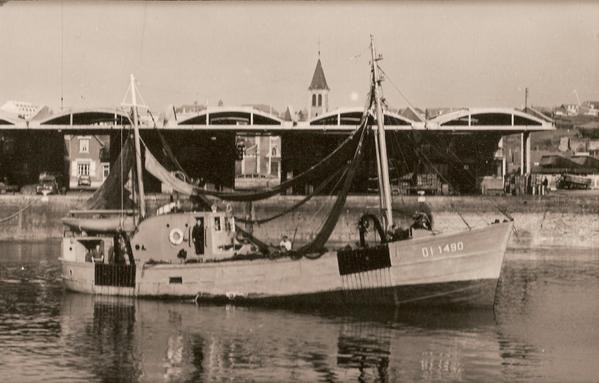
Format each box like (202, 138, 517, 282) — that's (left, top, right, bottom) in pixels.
(64, 135, 110, 189)
(570, 137, 588, 153)
(235, 136, 281, 178)
(555, 104, 579, 116)
(0, 100, 52, 121)
(582, 101, 599, 117)
(558, 136, 570, 152)
(588, 140, 599, 156)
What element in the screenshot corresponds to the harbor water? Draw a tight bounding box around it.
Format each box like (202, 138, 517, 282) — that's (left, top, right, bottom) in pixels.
(1, 241, 598, 382)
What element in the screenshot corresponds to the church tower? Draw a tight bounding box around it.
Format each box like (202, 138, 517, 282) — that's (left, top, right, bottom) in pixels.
(308, 55, 330, 118)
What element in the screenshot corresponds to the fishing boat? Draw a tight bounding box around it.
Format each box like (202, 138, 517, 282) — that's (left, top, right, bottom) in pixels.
(60, 36, 512, 307)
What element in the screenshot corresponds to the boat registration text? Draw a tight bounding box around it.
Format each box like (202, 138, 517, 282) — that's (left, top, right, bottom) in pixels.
(421, 241, 464, 258)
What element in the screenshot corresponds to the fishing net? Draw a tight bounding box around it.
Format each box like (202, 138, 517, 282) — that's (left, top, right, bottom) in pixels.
(295, 122, 368, 256)
(85, 137, 134, 210)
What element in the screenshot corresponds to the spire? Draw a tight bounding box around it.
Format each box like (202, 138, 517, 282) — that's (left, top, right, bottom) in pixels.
(308, 58, 329, 91)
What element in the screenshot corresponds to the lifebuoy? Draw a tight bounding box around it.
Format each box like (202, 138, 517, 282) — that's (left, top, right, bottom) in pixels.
(169, 228, 184, 245)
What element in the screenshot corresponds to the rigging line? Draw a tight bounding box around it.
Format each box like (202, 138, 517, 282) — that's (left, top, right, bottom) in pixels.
(0, 201, 34, 224)
(147, 110, 187, 175)
(408, 128, 512, 222)
(235, 165, 348, 225)
(191, 126, 364, 201)
(60, 0, 64, 110)
(393, 130, 472, 230)
(303, 121, 369, 240)
(306, 157, 352, 225)
(377, 66, 425, 122)
(405, 134, 478, 226)
(120, 84, 132, 107)
(120, 119, 125, 226)
(138, 1, 148, 66)
(390, 127, 411, 173)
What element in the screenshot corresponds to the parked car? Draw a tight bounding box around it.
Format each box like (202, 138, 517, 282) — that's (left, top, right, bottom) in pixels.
(0, 177, 19, 194)
(556, 174, 591, 190)
(78, 174, 92, 187)
(36, 172, 65, 195)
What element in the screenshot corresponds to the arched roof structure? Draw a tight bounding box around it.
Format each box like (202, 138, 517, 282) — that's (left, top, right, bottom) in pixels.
(177, 106, 282, 126)
(308, 107, 416, 126)
(40, 108, 131, 126)
(0, 112, 16, 125)
(428, 108, 545, 129)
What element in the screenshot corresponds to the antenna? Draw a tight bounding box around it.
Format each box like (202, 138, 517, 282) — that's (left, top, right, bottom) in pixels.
(60, 0, 64, 111)
(317, 37, 320, 58)
(573, 89, 581, 106)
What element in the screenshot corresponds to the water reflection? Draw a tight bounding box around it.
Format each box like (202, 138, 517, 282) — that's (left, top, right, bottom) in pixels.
(56, 294, 501, 382)
(1, 242, 599, 382)
(494, 252, 599, 382)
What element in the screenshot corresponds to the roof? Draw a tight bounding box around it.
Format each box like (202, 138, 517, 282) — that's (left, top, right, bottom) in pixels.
(308, 107, 417, 126)
(427, 107, 547, 128)
(0, 110, 17, 125)
(308, 59, 329, 91)
(583, 101, 599, 109)
(39, 108, 131, 125)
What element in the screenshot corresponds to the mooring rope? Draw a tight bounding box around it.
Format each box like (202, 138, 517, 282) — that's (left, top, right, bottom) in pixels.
(0, 201, 35, 224)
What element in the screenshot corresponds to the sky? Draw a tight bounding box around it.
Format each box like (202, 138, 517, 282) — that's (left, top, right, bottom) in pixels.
(0, 1, 598, 114)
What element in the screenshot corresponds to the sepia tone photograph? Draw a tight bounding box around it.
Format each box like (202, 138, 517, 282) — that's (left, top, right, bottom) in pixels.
(0, 0, 598, 381)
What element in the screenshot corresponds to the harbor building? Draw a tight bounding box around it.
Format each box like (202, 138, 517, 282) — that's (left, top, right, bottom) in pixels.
(64, 134, 111, 189)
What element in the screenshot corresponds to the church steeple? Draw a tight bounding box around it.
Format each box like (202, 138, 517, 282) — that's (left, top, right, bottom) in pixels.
(308, 54, 329, 118)
(309, 59, 329, 91)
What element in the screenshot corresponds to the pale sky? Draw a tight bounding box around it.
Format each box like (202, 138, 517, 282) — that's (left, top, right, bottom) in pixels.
(0, 1, 598, 114)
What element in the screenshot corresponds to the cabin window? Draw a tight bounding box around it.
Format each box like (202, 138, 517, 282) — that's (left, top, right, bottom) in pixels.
(169, 277, 182, 284)
(224, 217, 231, 231)
(214, 217, 221, 231)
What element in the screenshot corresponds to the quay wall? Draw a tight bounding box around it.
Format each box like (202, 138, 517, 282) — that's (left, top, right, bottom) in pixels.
(1, 194, 598, 250)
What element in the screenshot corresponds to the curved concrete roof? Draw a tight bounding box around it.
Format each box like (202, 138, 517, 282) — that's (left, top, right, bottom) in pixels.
(428, 107, 545, 127)
(177, 106, 282, 125)
(39, 108, 131, 125)
(0, 111, 17, 125)
(309, 107, 417, 126)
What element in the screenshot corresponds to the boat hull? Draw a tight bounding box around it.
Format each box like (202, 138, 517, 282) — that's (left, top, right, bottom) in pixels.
(61, 221, 512, 308)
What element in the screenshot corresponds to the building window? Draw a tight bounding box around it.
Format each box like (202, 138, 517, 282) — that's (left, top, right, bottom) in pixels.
(77, 162, 90, 176)
(318, 94, 322, 107)
(79, 138, 90, 153)
(312, 94, 317, 107)
(102, 163, 110, 180)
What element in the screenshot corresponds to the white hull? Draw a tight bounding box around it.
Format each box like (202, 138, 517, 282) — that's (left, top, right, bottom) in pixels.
(61, 221, 512, 307)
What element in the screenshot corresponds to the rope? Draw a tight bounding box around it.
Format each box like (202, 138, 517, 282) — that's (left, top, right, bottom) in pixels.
(377, 66, 425, 122)
(234, 165, 348, 225)
(0, 201, 34, 224)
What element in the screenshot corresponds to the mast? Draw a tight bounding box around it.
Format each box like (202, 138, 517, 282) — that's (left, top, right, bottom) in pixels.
(130, 74, 146, 219)
(370, 35, 393, 228)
